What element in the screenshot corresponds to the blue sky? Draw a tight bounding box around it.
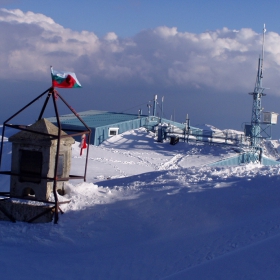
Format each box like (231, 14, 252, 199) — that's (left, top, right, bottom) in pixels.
(3, 0, 280, 37)
(1, 0, 280, 138)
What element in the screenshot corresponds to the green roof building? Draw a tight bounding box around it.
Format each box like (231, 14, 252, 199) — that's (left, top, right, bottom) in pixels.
(48, 110, 149, 146)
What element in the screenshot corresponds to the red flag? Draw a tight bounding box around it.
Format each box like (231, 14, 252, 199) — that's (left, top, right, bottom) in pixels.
(80, 134, 87, 156)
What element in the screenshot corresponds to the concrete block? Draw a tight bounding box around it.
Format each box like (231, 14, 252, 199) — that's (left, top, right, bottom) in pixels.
(0, 199, 54, 223)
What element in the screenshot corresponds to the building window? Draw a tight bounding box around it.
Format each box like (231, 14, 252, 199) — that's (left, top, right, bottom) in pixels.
(19, 150, 42, 183)
(109, 127, 119, 137)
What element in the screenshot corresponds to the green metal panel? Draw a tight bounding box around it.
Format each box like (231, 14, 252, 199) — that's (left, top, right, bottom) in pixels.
(208, 153, 280, 167)
(207, 155, 243, 167)
(261, 156, 280, 166)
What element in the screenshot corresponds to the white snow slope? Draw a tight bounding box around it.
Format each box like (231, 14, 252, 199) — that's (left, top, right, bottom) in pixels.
(1, 127, 280, 279)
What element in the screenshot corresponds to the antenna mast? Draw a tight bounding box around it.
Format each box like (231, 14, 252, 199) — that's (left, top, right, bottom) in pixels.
(249, 24, 266, 148)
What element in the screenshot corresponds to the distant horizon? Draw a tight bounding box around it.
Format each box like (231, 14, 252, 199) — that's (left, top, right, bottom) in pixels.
(0, 3, 280, 138)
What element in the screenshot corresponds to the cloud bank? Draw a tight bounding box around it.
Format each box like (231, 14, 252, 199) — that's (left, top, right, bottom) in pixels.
(1, 8, 280, 95)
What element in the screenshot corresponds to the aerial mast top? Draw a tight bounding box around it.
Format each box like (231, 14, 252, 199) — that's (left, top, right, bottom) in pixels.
(249, 24, 266, 148)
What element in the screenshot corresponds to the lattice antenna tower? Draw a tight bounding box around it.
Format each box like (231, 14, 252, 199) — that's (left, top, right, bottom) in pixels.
(249, 24, 266, 148)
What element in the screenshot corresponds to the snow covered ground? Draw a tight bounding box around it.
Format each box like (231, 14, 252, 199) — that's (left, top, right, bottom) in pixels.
(1, 127, 280, 279)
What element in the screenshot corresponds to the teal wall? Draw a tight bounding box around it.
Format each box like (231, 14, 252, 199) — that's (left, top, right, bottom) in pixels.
(94, 117, 147, 145)
(208, 153, 280, 167)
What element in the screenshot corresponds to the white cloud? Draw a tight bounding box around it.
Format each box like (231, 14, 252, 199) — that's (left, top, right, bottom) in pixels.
(153, 26, 178, 37)
(104, 32, 118, 41)
(1, 8, 280, 96)
(0, 9, 100, 78)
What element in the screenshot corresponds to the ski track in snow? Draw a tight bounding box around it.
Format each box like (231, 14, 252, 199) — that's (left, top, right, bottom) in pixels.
(158, 153, 184, 170)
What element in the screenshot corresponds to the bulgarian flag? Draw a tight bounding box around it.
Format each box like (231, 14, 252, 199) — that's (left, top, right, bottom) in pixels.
(51, 66, 82, 88)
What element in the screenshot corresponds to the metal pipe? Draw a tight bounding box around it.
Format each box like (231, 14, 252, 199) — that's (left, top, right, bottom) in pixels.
(153, 95, 157, 116)
(52, 92, 61, 224)
(57, 92, 91, 182)
(38, 91, 52, 120)
(0, 87, 51, 170)
(4, 88, 51, 124)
